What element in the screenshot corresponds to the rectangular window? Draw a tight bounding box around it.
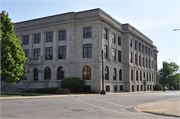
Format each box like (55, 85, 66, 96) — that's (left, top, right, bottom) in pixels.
(143, 57, 144, 67)
(151, 51, 152, 56)
(132, 85, 134, 92)
(142, 45, 144, 53)
(135, 41, 137, 50)
(135, 54, 137, 65)
(131, 70, 133, 81)
(136, 71, 138, 81)
(83, 44, 92, 58)
(103, 29, 107, 39)
(139, 43, 141, 51)
(112, 49, 116, 61)
(46, 32, 53, 42)
(146, 58, 148, 68)
(59, 30, 66, 40)
(34, 48, 40, 57)
(120, 85, 123, 91)
(106, 86, 110, 92)
(147, 72, 148, 81)
(23, 36, 29, 45)
(141, 85, 143, 91)
(149, 59, 151, 69)
(146, 47, 147, 54)
(130, 39, 132, 47)
(114, 85, 117, 92)
(130, 52, 132, 63)
(83, 27, 91, 38)
(137, 85, 139, 91)
(104, 45, 107, 59)
(155, 54, 157, 60)
(139, 56, 141, 66)
(140, 71, 142, 81)
(24, 50, 29, 57)
(112, 34, 115, 43)
(34, 34, 41, 43)
(118, 50, 121, 62)
(118, 37, 121, 46)
(152, 61, 153, 68)
(45, 47, 53, 60)
(58, 46, 66, 59)
(148, 49, 150, 56)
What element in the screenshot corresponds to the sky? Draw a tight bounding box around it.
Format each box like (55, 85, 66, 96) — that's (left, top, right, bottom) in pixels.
(1, 0, 180, 70)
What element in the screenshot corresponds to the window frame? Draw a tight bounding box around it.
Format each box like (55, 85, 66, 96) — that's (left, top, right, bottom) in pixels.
(58, 46, 66, 59)
(83, 27, 91, 38)
(57, 66, 65, 80)
(112, 34, 115, 43)
(118, 50, 121, 62)
(103, 28, 108, 40)
(59, 30, 66, 40)
(45, 47, 53, 60)
(83, 65, 91, 80)
(34, 34, 41, 44)
(83, 44, 92, 58)
(23, 36, 29, 45)
(46, 32, 53, 42)
(34, 48, 40, 57)
(112, 48, 116, 61)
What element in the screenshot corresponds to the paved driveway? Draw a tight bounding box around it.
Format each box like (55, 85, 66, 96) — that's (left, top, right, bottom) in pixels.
(1, 91, 180, 119)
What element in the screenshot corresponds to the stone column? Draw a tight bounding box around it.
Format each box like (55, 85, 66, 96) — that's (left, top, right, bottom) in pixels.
(53, 30, 57, 61)
(29, 34, 33, 57)
(40, 32, 45, 61)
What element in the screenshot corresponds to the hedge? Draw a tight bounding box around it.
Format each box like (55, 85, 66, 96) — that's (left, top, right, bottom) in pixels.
(154, 83, 163, 90)
(36, 87, 59, 94)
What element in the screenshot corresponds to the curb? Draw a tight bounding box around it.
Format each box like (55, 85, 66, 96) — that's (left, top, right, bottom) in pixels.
(134, 107, 180, 118)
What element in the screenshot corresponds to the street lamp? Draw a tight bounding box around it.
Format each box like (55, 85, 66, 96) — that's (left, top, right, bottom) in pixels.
(163, 59, 170, 92)
(100, 50, 106, 95)
(173, 29, 180, 90)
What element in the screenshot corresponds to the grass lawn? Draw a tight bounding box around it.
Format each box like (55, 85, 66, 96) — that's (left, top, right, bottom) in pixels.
(1, 94, 46, 97)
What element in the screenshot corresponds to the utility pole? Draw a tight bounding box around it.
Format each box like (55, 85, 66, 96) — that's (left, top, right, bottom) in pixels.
(163, 62, 165, 92)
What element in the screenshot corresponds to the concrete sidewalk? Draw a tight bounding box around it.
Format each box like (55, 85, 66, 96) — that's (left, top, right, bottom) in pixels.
(134, 99, 180, 118)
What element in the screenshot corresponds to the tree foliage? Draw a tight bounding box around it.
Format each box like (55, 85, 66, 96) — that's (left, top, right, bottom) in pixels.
(158, 62, 179, 89)
(0, 10, 26, 84)
(154, 83, 163, 90)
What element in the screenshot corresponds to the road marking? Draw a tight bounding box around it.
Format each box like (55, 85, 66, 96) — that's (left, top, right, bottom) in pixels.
(75, 99, 137, 115)
(46, 111, 52, 115)
(97, 99, 131, 108)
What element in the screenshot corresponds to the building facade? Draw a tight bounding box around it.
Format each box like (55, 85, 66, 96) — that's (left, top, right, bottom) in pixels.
(14, 8, 158, 93)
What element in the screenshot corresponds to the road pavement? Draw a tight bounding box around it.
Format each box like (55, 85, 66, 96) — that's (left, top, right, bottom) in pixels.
(1, 91, 180, 119)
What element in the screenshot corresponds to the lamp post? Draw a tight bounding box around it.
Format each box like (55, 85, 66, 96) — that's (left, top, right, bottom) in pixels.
(173, 29, 180, 91)
(163, 59, 170, 92)
(100, 50, 106, 95)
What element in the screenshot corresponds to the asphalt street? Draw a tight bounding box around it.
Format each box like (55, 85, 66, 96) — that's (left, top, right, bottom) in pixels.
(1, 91, 180, 119)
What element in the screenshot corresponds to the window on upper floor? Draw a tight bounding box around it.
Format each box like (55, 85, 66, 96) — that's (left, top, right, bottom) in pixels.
(148, 49, 150, 56)
(112, 49, 116, 61)
(58, 46, 66, 59)
(135, 41, 137, 50)
(46, 32, 53, 42)
(155, 54, 157, 60)
(118, 37, 121, 46)
(119, 69, 122, 81)
(34, 48, 40, 57)
(112, 34, 115, 43)
(23, 36, 29, 45)
(139, 43, 141, 51)
(83, 27, 91, 38)
(59, 30, 66, 40)
(131, 70, 133, 81)
(139, 56, 141, 66)
(83, 44, 92, 58)
(151, 51, 152, 56)
(130, 52, 132, 63)
(140, 71, 142, 81)
(142, 45, 144, 53)
(104, 45, 107, 59)
(103, 29, 108, 40)
(130, 39, 132, 47)
(34, 34, 41, 43)
(135, 54, 137, 65)
(136, 71, 138, 81)
(24, 50, 29, 57)
(145, 47, 147, 54)
(118, 50, 121, 62)
(45, 47, 53, 60)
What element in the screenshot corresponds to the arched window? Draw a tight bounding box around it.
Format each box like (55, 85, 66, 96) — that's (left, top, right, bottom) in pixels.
(105, 67, 109, 80)
(83, 66, 91, 80)
(34, 68, 38, 81)
(57, 66, 64, 80)
(136, 71, 138, 81)
(113, 68, 116, 80)
(119, 69, 122, 81)
(44, 67, 51, 80)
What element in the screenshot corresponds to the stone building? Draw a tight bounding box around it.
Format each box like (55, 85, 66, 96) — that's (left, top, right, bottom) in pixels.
(14, 8, 158, 93)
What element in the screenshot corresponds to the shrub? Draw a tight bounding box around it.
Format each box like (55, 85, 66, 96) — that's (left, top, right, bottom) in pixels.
(89, 90, 95, 93)
(36, 87, 59, 94)
(154, 83, 163, 90)
(61, 77, 85, 92)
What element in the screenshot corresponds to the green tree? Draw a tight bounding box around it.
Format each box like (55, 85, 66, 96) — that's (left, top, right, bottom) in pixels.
(0, 10, 26, 84)
(158, 62, 179, 89)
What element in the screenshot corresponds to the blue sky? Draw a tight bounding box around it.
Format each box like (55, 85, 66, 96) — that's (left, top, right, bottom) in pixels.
(1, 0, 180, 70)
